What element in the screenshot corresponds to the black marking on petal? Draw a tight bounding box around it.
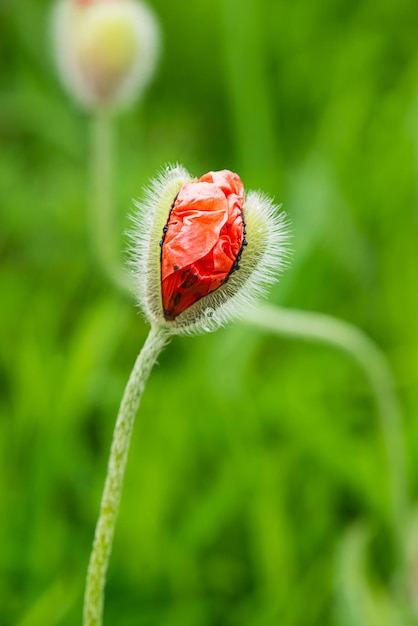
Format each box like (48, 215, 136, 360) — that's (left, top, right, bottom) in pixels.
(225, 207, 247, 281)
(179, 270, 198, 289)
(173, 292, 182, 306)
(160, 191, 180, 262)
(163, 290, 183, 321)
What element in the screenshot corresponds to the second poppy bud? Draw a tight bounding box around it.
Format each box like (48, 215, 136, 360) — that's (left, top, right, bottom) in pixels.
(51, 0, 160, 111)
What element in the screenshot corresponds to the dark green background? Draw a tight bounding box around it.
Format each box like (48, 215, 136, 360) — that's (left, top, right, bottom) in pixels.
(1, 0, 418, 624)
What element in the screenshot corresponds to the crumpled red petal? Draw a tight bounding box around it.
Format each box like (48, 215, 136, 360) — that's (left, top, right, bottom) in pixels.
(161, 170, 245, 320)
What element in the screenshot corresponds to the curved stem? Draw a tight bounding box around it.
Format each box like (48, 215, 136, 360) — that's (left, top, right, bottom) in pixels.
(83, 325, 170, 626)
(244, 303, 408, 566)
(89, 111, 132, 295)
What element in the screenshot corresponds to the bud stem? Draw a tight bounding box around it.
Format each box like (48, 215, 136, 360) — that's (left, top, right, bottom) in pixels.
(244, 303, 408, 572)
(83, 324, 170, 626)
(89, 111, 132, 294)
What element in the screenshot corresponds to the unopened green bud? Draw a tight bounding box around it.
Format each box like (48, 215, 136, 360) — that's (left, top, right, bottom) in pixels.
(52, 0, 160, 111)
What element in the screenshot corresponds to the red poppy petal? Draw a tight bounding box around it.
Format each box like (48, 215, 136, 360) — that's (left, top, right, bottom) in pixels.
(161, 170, 245, 320)
(199, 170, 244, 204)
(161, 182, 228, 278)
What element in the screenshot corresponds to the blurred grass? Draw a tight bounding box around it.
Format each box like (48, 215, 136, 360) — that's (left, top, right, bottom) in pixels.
(1, 0, 418, 624)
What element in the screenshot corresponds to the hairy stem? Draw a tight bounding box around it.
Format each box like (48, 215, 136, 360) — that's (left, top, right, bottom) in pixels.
(244, 303, 408, 565)
(83, 325, 170, 626)
(89, 111, 132, 294)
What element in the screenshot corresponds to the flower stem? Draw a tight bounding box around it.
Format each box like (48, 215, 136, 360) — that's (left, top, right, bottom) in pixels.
(83, 324, 170, 626)
(89, 111, 132, 295)
(244, 303, 408, 566)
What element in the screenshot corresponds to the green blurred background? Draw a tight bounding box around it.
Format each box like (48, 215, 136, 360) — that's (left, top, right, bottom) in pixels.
(1, 0, 418, 624)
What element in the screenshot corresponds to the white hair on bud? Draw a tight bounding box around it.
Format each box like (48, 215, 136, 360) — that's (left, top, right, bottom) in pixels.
(128, 165, 192, 325)
(201, 190, 291, 332)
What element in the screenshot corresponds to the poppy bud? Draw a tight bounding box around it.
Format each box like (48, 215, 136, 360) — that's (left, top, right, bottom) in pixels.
(130, 166, 289, 334)
(51, 0, 160, 111)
